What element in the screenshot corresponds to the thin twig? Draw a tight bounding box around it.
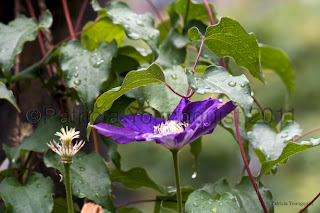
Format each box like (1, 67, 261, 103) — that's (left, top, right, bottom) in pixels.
(91, 128, 100, 153)
(145, 0, 169, 31)
(298, 193, 320, 213)
(252, 96, 264, 114)
(26, 0, 53, 77)
(75, 0, 89, 32)
(234, 109, 269, 213)
(293, 126, 320, 142)
(202, 0, 227, 70)
(61, 0, 76, 40)
(165, 83, 193, 99)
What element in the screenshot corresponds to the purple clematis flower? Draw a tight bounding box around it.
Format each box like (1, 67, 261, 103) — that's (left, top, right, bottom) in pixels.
(92, 98, 236, 150)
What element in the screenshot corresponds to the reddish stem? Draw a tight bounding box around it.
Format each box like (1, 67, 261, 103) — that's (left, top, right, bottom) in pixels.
(202, 0, 227, 70)
(62, 0, 75, 40)
(186, 39, 205, 96)
(145, 0, 169, 31)
(234, 109, 269, 213)
(298, 193, 320, 213)
(293, 126, 320, 142)
(26, 0, 52, 77)
(75, 0, 89, 32)
(252, 96, 264, 114)
(91, 127, 100, 153)
(165, 83, 192, 99)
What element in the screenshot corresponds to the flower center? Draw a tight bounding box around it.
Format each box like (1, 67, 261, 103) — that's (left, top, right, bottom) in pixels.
(154, 120, 189, 134)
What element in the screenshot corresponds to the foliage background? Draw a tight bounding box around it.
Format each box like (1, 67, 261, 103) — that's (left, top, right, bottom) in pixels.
(117, 0, 320, 212)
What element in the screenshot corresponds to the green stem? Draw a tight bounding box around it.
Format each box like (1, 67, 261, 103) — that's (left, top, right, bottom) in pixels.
(64, 162, 74, 213)
(171, 150, 182, 213)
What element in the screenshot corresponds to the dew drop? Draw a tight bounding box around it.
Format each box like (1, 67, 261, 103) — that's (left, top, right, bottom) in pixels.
(66, 75, 71, 80)
(228, 81, 237, 87)
(240, 83, 246, 88)
(93, 59, 104, 68)
(75, 66, 79, 70)
(79, 167, 85, 171)
(245, 91, 248, 94)
(193, 202, 198, 207)
(251, 91, 254, 96)
(74, 73, 79, 78)
(281, 134, 288, 138)
(200, 196, 204, 200)
(194, 198, 198, 201)
(79, 180, 83, 184)
(127, 32, 140, 39)
(191, 86, 198, 91)
(136, 20, 144, 26)
(200, 204, 204, 208)
(77, 156, 82, 160)
(171, 74, 177, 80)
(204, 85, 210, 89)
(95, 192, 101, 198)
(209, 199, 213, 202)
(192, 172, 197, 179)
(211, 208, 217, 213)
(208, 201, 212, 205)
(172, 59, 177, 64)
(300, 141, 312, 146)
(37, 184, 41, 188)
(74, 80, 81, 85)
(148, 34, 155, 40)
(92, 53, 98, 57)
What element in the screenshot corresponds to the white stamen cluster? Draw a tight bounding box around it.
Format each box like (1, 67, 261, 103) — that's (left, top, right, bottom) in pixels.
(154, 120, 189, 134)
(47, 127, 85, 162)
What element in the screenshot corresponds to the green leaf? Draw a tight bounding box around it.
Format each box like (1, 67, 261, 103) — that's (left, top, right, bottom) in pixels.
(44, 151, 115, 212)
(203, 178, 274, 213)
(60, 40, 117, 112)
(188, 27, 203, 42)
(0, 172, 54, 213)
(156, 29, 187, 68)
(154, 188, 195, 212)
(118, 46, 153, 65)
(186, 65, 253, 117)
(174, 0, 218, 24)
(185, 190, 240, 213)
(141, 65, 187, 114)
(51, 198, 80, 213)
(189, 137, 202, 176)
(90, 63, 166, 124)
(111, 167, 168, 194)
(117, 207, 143, 213)
(104, 1, 160, 57)
(260, 45, 295, 93)
(3, 116, 73, 163)
(259, 139, 320, 177)
(0, 10, 52, 81)
(0, 82, 19, 112)
(81, 17, 125, 50)
(204, 17, 263, 82)
(248, 121, 302, 162)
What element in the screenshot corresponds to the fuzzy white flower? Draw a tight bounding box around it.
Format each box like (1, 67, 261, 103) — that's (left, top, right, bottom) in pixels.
(48, 127, 85, 162)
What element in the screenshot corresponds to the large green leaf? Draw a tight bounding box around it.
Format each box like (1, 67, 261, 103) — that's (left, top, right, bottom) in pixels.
(0, 81, 19, 112)
(44, 151, 114, 212)
(260, 45, 295, 93)
(248, 121, 302, 162)
(60, 40, 117, 112)
(81, 17, 125, 50)
(99, 1, 160, 58)
(259, 138, 320, 177)
(186, 65, 253, 117)
(202, 177, 274, 213)
(141, 65, 187, 114)
(51, 198, 80, 213)
(0, 172, 54, 213)
(173, 0, 218, 24)
(156, 29, 187, 68)
(203, 18, 263, 82)
(0, 10, 52, 80)
(90, 63, 166, 124)
(185, 191, 240, 213)
(111, 167, 168, 194)
(3, 116, 73, 163)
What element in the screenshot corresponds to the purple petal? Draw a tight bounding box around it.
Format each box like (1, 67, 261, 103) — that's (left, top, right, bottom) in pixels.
(119, 114, 166, 133)
(168, 98, 191, 122)
(188, 101, 236, 142)
(181, 98, 223, 124)
(137, 132, 178, 148)
(92, 123, 138, 144)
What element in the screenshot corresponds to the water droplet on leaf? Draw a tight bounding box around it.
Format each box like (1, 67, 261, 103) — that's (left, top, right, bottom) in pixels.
(192, 172, 197, 179)
(211, 208, 217, 213)
(241, 83, 246, 88)
(93, 59, 104, 68)
(193, 202, 198, 207)
(74, 73, 79, 78)
(37, 184, 41, 188)
(191, 86, 198, 91)
(79, 167, 85, 171)
(171, 74, 177, 80)
(228, 81, 236, 87)
(95, 192, 101, 198)
(148, 34, 155, 40)
(75, 66, 79, 70)
(136, 20, 144, 26)
(74, 80, 81, 85)
(127, 32, 140, 39)
(281, 134, 288, 138)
